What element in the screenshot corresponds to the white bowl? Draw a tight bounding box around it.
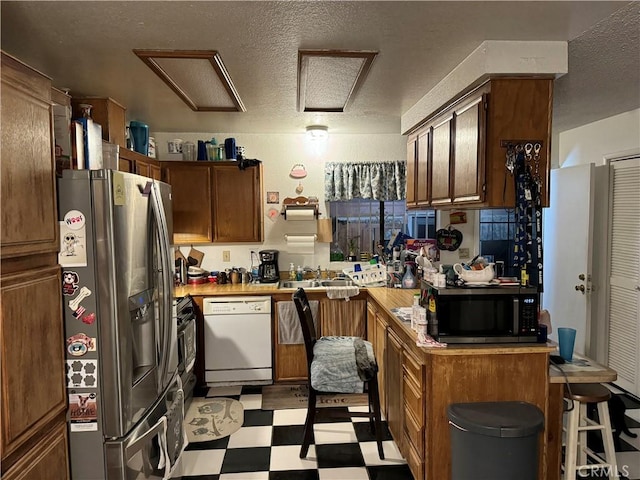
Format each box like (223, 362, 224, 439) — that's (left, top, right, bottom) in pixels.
(453, 263, 495, 283)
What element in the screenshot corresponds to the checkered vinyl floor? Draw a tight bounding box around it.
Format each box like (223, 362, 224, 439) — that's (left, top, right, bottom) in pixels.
(170, 384, 640, 480)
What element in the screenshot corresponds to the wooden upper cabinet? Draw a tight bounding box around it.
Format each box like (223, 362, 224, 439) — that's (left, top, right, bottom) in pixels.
(161, 161, 263, 244)
(163, 163, 214, 244)
(416, 128, 431, 207)
(118, 148, 161, 180)
(405, 134, 417, 207)
(71, 96, 126, 149)
(211, 163, 263, 243)
(485, 78, 552, 208)
(430, 114, 453, 206)
(1, 52, 58, 259)
(405, 77, 552, 209)
(452, 93, 486, 204)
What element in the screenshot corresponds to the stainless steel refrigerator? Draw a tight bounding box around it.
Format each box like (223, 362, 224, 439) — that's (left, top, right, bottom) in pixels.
(58, 169, 184, 480)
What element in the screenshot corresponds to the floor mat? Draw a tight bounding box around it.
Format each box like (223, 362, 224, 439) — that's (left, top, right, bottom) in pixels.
(184, 397, 243, 443)
(261, 383, 368, 410)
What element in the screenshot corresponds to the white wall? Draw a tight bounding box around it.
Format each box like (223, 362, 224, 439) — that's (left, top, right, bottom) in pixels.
(152, 132, 406, 274)
(558, 109, 640, 167)
(555, 108, 640, 361)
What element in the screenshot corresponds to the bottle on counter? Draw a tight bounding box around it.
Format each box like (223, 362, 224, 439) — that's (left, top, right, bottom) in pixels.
(296, 265, 303, 281)
(411, 293, 420, 331)
(402, 262, 417, 288)
(289, 263, 296, 281)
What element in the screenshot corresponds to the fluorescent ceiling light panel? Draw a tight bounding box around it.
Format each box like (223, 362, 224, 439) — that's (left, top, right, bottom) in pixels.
(298, 50, 378, 112)
(134, 49, 246, 112)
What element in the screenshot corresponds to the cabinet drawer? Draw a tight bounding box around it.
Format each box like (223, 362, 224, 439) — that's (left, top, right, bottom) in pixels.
(403, 433, 424, 480)
(403, 373, 423, 425)
(403, 404, 424, 453)
(402, 349, 423, 386)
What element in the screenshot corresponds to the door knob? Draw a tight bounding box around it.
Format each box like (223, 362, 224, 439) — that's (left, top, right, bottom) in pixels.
(575, 284, 585, 293)
(578, 273, 586, 281)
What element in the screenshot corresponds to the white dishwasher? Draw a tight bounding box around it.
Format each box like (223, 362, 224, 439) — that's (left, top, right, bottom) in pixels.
(203, 296, 272, 385)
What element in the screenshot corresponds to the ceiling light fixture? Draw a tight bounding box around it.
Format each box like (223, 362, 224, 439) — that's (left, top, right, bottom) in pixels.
(306, 125, 329, 140)
(133, 49, 246, 112)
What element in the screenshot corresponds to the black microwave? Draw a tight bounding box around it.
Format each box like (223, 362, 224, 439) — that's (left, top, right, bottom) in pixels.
(420, 281, 539, 344)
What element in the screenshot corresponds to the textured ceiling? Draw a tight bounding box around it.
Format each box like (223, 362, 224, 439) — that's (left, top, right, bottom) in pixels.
(1, 1, 638, 135)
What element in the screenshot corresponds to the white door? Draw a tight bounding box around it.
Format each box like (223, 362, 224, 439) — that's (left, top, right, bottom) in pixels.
(542, 164, 595, 355)
(606, 157, 640, 395)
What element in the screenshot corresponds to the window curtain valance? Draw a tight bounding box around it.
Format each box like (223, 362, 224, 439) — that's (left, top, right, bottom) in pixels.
(324, 161, 406, 201)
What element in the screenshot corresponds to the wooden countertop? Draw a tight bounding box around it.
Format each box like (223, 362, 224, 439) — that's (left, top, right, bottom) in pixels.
(175, 282, 282, 297)
(548, 350, 617, 384)
(366, 287, 554, 356)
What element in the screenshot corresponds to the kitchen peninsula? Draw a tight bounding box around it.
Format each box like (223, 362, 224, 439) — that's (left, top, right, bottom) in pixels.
(176, 282, 555, 480)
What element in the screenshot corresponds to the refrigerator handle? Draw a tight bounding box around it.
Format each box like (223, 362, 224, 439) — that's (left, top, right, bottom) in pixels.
(150, 181, 173, 389)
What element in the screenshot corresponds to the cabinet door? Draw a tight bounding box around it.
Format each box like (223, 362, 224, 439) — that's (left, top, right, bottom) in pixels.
(135, 159, 151, 178)
(386, 328, 404, 447)
(430, 114, 453, 206)
(405, 134, 417, 208)
(374, 313, 388, 414)
(1, 53, 58, 259)
(1, 266, 66, 458)
(321, 299, 366, 337)
(416, 128, 431, 206)
(2, 422, 69, 480)
(273, 301, 309, 382)
(452, 94, 485, 203)
(212, 164, 263, 242)
(163, 163, 214, 243)
(149, 162, 162, 180)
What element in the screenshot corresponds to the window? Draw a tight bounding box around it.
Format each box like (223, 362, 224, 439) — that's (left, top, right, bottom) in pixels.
(330, 200, 435, 260)
(478, 208, 517, 277)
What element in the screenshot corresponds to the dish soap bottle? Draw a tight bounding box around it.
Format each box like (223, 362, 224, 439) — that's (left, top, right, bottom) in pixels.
(289, 263, 296, 281)
(296, 265, 304, 281)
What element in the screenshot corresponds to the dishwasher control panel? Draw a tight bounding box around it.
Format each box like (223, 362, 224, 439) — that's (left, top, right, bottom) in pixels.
(203, 296, 272, 315)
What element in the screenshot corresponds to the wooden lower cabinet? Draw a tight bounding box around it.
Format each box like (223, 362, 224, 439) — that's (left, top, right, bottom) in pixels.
(2, 422, 69, 480)
(386, 329, 403, 445)
(273, 296, 367, 383)
(273, 300, 309, 382)
(367, 297, 550, 480)
(373, 312, 388, 415)
(320, 298, 366, 337)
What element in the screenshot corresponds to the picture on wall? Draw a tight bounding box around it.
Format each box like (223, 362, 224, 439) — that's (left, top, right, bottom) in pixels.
(267, 191, 280, 204)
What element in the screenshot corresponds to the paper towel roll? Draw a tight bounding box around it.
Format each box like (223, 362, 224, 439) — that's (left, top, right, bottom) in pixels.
(285, 208, 316, 221)
(285, 234, 316, 254)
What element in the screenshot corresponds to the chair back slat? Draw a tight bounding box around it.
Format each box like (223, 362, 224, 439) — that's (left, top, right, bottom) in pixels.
(292, 288, 317, 370)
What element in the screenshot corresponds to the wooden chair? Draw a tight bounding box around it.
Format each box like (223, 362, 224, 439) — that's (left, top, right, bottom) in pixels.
(292, 288, 385, 459)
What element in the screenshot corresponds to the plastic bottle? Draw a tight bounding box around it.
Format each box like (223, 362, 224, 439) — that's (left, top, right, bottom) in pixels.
(411, 293, 420, 331)
(402, 262, 417, 288)
(289, 263, 296, 281)
(296, 266, 303, 281)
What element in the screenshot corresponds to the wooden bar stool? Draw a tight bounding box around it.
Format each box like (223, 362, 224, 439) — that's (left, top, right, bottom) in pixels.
(563, 383, 618, 480)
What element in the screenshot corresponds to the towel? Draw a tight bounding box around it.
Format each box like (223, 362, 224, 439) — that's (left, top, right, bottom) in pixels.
(325, 286, 360, 301)
(277, 300, 319, 344)
(311, 336, 376, 393)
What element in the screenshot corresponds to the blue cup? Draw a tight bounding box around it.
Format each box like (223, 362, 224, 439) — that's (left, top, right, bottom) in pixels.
(129, 121, 149, 156)
(557, 327, 577, 362)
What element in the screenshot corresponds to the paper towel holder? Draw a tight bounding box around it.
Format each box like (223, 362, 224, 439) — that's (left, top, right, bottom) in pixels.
(281, 196, 321, 220)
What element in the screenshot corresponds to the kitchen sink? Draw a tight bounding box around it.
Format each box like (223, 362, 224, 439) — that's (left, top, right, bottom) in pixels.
(320, 279, 354, 287)
(279, 280, 321, 289)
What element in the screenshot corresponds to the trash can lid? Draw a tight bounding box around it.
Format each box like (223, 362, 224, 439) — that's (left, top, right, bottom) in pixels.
(447, 401, 544, 438)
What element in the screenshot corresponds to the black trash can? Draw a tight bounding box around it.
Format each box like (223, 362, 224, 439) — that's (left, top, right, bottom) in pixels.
(448, 401, 544, 480)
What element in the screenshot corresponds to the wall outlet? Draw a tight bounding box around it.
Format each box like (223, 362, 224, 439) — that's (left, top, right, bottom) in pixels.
(222, 250, 231, 262)
(458, 248, 470, 259)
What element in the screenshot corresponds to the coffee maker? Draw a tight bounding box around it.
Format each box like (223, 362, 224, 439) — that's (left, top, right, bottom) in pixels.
(258, 249, 280, 283)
